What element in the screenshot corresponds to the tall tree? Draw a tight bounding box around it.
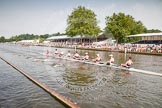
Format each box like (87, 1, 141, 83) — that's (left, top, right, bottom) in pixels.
(0, 36, 6, 42)
(146, 29, 161, 33)
(66, 6, 100, 43)
(131, 21, 146, 34)
(105, 13, 146, 44)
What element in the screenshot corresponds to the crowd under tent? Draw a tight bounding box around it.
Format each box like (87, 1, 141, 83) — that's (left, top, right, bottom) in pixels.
(127, 33, 162, 44)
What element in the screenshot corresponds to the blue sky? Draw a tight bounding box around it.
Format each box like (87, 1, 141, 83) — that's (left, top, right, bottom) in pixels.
(0, 0, 162, 38)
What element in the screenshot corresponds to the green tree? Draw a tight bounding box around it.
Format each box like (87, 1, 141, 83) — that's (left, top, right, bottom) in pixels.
(128, 21, 146, 42)
(0, 36, 6, 42)
(131, 21, 146, 34)
(10, 36, 21, 41)
(40, 34, 49, 38)
(39, 38, 45, 43)
(9, 34, 40, 42)
(66, 6, 100, 43)
(105, 13, 146, 44)
(146, 29, 161, 33)
(51, 32, 65, 36)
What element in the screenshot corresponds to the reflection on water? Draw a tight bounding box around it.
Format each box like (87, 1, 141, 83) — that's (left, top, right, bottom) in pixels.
(0, 44, 162, 108)
(63, 68, 97, 86)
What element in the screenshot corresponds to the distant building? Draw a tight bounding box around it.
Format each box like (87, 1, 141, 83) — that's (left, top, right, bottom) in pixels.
(127, 33, 162, 44)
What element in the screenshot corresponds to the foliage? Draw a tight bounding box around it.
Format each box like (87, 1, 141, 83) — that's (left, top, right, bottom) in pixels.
(146, 29, 161, 33)
(8, 34, 38, 42)
(103, 28, 114, 39)
(1, 32, 66, 42)
(51, 32, 66, 36)
(0, 36, 6, 42)
(66, 6, 100, 39)
(40, 34, 50, 39)
(39, 38, 46, 43)
(130, 21, 147, 34)
(105, 13, 146, 43)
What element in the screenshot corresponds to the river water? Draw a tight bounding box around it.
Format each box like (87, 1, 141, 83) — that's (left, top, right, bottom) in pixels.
(0, 43, 162, 108)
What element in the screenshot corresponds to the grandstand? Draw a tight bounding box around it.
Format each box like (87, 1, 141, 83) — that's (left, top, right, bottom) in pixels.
(127, 33, 162, 44)
(46, 35, 108, 44)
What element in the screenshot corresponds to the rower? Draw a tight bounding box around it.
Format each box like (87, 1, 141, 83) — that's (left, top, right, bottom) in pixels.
(92, 54, 101, 62)
(66, 50, 71, 57)
(106, 54, 114, 65)
(45, 49, 49, 56)
(121, 56, 133, 68)
(73, 51, 80, 59)
(54, 49, 58, 56)
(82, 52, 89, 60)
(59, 50, 64, 57)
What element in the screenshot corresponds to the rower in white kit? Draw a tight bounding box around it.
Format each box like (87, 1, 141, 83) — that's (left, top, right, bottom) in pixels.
(59, 50, 64, 57)
(73, 51, 80, 59)
(66, 50, 71, 57)
(92, 54, 101, 62)
(82, 52, 89, 60)
(106, 54, 114, 65)
(121, 56, 133, 68)
(54, 49, 59, 56)
(45, 49, 49, 56)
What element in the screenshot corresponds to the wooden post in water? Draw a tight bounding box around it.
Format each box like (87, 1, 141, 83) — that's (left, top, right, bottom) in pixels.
(74, 45, 76, 52)
(0, 56, 80, 108)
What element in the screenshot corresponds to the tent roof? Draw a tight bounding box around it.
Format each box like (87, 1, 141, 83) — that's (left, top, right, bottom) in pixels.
(18, 40, 34, 42)
(47, 35, 70, 40)
(47, 35, 88, 40)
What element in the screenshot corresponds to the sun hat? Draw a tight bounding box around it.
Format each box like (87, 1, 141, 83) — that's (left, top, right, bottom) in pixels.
(109, 54, 113, 56)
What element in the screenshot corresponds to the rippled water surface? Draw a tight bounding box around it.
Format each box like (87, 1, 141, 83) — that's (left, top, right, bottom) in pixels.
(0, 44, 162, 108)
